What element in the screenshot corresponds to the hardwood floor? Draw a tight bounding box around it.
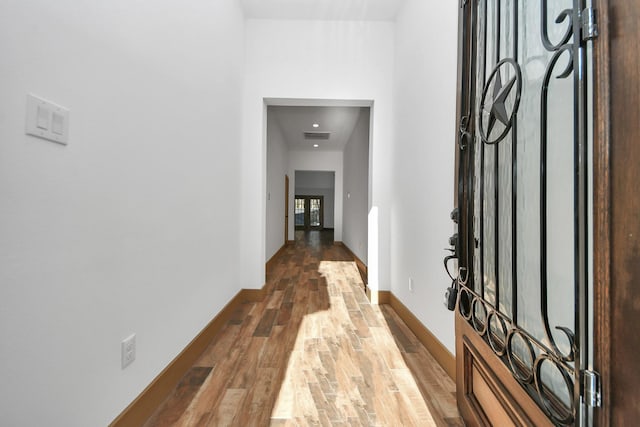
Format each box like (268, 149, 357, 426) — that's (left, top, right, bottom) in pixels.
(144, 231, 463, 426)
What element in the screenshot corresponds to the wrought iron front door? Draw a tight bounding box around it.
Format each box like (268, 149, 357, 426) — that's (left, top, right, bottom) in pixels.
(453, 0, 598, 425)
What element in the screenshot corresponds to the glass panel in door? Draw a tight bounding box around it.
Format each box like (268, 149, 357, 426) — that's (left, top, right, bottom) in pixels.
(309, 197, 321, 228)
(457, 0, 592, 424)
(295, 198, 305, 227)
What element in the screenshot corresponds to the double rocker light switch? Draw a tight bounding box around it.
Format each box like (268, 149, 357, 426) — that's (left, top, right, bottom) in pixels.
(26, 93, 69, 145)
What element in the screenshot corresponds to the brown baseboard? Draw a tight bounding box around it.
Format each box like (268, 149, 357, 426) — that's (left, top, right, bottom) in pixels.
(109, 286, 266, 427)
(109, 283, 454, 425)
(336, 242, 368, 285)
(385, 293, 456, 382)
(266, 243, 289, 273)
(365, 289, 454, 380)
(364, 287, 390, 305)
(378, 289, 391, 304)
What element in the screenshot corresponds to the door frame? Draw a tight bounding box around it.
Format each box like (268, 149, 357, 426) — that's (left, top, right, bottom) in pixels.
(453, 1, 639, 425)
(285, 175, 289, 243)
(592, 1, 640, 425)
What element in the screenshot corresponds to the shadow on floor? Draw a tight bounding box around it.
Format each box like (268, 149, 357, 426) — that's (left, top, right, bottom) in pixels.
(144, 229, 463, 425)
(144, 231, 337, 426)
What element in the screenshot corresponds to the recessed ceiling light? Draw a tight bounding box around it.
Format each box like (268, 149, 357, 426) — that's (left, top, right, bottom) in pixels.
(312, 123, 319, 128)
(313, 144, 319, 148)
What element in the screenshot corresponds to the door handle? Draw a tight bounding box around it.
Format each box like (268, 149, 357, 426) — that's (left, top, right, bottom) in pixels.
(443, 209, 460, 311)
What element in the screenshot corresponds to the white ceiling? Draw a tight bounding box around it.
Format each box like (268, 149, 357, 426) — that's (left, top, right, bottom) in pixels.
(240, 0, 406, 21)
(269, 106, 365, 152)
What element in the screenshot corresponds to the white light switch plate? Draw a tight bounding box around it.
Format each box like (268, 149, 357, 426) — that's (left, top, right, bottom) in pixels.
(121, 334, 136, 369)
(26, 93, 69, 145)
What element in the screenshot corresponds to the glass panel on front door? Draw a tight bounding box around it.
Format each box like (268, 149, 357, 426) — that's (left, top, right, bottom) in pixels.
(295, 198, 305, 227)
(295, 196, 323, 229)
(455, 0, 593, 424)
(309, 198, 321, 227)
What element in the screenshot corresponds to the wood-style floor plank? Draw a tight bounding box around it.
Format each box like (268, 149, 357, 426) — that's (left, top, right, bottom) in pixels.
(144, 230, 463, 427)
(206, 388, 246, 427)
(143, 367, 212, 427)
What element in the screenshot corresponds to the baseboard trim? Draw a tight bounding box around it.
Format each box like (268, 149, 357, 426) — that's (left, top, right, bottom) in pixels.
(335, 242, 368, 285)
(266, 243, 289, 273)
(385, 292, 456, 382)
(378, 289, 391, 304)
(109, 286, 266, 427)
(364, 287, 391, 305)
(110, 283, 455, 425)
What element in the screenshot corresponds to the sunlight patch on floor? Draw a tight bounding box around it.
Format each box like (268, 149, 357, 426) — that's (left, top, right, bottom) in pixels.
(271, 260, 438, 425)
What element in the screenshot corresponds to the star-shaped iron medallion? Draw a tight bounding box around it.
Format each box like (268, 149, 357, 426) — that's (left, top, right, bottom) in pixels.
(479, 58, 522, 145)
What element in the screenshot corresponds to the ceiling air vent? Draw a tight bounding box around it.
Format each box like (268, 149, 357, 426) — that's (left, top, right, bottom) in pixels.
(304, 131, 330, 140)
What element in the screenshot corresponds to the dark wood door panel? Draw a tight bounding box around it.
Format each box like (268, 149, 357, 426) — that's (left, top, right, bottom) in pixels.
(456, 315, 553, 427)
(596, 0, 640, 425)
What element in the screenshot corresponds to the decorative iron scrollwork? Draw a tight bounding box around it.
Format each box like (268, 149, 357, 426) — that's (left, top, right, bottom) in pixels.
(452, 0, 596, 425)
(457, 282, 577, 425)
(540, 41, 576, 364)
(479, 59, 522, 145)
(534, 355, 575, 424)
(541, 2, 573, 51)
(454, 1, 588, 423)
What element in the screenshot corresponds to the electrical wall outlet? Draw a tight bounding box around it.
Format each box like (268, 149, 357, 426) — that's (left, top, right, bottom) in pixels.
(121, 334, 136, 369)
(409, 277, 414, 292)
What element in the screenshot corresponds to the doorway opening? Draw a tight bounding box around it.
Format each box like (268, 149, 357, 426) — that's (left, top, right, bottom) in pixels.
(264, 99, 373, 292)
(294, 170, 335, 233)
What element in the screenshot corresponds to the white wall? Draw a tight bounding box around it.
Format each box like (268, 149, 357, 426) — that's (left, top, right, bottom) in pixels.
(343, 108, 370, 263)
(391, 0, 459, 353)
(241, 19, 395, 292)
(295, 171, 335, 228)
(289, 152, 343, 237)
(0, 1, 245, 425)
(295, 170, 335, 189)
(266, 112, 289, 260)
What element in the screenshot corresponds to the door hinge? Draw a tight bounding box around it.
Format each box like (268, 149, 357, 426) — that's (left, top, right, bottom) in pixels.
(582, 370, 602, 408)
(580, 8, 599, 41)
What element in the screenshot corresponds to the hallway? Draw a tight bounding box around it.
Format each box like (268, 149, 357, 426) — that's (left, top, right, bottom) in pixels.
(144, 231, 462, 426)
